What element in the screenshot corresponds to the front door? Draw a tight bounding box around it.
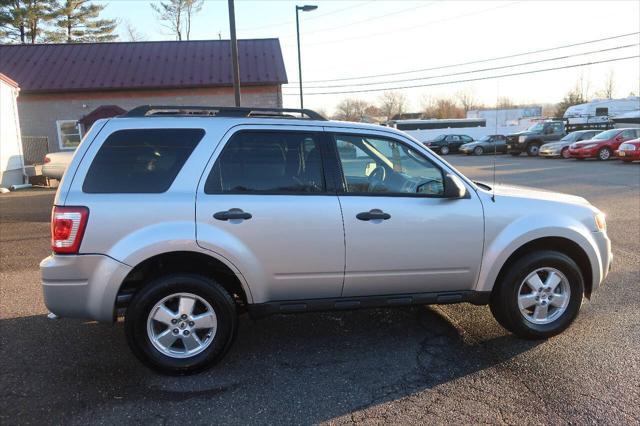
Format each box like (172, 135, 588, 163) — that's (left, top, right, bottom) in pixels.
(196, 128, 345, 302)
(330, 130, 484, 297)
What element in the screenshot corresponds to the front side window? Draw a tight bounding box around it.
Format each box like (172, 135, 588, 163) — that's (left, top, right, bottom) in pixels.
(334, 134, 444, 196)
(83, 128, 204, 193)
(621, 129, 637, 140)
(56, 120, 82, 150)
(205, 131, 325, 194)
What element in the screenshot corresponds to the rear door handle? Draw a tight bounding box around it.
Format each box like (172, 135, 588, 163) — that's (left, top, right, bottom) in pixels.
(213, 208, 252, 221)
(356, 209, 391, 221)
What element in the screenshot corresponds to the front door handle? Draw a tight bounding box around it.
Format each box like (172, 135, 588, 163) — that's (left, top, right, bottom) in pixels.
(213, 208, 252, 221)
(356, 209, 391, 221)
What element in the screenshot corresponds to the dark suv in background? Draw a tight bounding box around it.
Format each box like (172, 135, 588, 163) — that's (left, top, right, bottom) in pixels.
(506, 121, 566, 156)
(424, 134, 473, 155)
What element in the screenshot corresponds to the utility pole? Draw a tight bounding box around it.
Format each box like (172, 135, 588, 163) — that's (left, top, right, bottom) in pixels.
(228, 0, 241, 106)
(295, 5, 317, 110)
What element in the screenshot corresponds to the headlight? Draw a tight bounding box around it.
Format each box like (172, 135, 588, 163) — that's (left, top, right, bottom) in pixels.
(595, 212, 606, 232)
(518, 136, 526, 143)
(581, 143, 597, 149)
(619, 143, 636, 151)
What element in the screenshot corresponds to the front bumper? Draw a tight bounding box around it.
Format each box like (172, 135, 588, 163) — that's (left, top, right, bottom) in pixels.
(40, 254, 132, 322)
(539, 149, 561, 157)
(592, 230, 612, 294)
(568, 147, 597, 158)
(616, 150, 640, 160)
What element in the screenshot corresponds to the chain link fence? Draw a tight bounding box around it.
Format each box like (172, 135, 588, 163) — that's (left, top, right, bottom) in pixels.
(21, 136, 49, 165)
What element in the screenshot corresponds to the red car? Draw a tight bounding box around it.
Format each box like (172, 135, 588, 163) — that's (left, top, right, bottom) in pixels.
(615, 138, 640, 162)
(568, 128, 640, 160)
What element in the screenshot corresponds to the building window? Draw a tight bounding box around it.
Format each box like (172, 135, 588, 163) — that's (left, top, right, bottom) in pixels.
(56, 120, 82, 150)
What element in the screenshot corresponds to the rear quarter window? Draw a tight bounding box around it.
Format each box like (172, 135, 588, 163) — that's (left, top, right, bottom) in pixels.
(82, 128, 204, 193)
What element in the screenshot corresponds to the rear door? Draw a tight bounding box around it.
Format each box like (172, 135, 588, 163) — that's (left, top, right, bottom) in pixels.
(196, 126, 345, 303)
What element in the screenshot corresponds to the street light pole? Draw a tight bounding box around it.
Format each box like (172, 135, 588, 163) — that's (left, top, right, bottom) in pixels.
(295, 5, 317, 110)
(228, 0, 241, 106)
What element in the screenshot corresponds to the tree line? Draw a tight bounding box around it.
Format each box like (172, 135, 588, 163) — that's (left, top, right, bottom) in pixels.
(0, 0, 204, 43)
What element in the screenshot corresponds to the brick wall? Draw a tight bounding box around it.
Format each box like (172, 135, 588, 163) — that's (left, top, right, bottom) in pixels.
(18, 85, 282, 153)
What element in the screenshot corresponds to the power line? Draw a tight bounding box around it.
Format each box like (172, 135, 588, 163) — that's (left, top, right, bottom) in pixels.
(287, 32, 640, 84)
(282, 55, 639, 96)
(283, 1, 521, 48)
(282, 43, 637, 90)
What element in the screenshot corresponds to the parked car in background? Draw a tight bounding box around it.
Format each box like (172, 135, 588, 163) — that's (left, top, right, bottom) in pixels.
(42, 151, 74, 180)
(40, 105, 612, 374)
(459, 135, 506, 155)
(506, 121, 566, 156)
(568, 128, 640, 161)
(615, 138, 640, 163)
(424, 134, 473, 155)
(539, 130, 601, 159)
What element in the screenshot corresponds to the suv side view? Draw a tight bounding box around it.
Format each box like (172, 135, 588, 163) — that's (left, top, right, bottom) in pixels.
(41, 106, 612, 375)
(506, 121, 566, 156)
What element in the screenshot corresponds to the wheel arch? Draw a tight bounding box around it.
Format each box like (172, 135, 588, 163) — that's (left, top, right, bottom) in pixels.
(116, 250, 252, 315)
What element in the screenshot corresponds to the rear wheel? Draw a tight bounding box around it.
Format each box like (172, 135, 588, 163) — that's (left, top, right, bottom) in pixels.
(125, 274, 237, 375)
(561, 147, 570, 159)
(490, 251, 584, 339)
(439, 145, 450, 155)
(597, 147, 612, 161)
(526, 143, 540, 156)
(473, 146, 484, 156)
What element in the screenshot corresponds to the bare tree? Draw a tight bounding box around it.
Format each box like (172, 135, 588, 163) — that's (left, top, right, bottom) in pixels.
(151, 0, 184, 40)
(124, 19, 145, 41)
(184, 0, 202, 40)
(596, 69, 615, 99)
(422, 95, 465, 119)
(334, 98, 370, 122)
(378, 91, 407, 121)
(496, 96, 516, 109)
(455, 87, 478, 112)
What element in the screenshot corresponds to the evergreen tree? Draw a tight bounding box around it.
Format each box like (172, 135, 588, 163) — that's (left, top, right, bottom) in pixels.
(1, 0, 56, 43)
(47, 0, 117, 43)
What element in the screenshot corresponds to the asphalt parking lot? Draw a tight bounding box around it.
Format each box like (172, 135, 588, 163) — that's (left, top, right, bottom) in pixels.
(1, 155, 639, 424)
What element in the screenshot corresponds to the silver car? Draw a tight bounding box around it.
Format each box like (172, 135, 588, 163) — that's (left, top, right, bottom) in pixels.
(539, 130, 600, 159)
(41, 106, 612, 374)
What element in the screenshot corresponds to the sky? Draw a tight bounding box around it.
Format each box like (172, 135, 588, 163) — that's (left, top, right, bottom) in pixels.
(103, 0, 640, 114)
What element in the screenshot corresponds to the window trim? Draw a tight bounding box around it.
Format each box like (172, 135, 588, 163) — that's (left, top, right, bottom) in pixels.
(328, 132, 448, 199)
(56, 120, 83, 151)
(203, 129, 337, 196)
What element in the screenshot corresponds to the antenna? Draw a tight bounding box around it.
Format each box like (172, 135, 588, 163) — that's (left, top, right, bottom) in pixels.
(492, 80, 498, 202)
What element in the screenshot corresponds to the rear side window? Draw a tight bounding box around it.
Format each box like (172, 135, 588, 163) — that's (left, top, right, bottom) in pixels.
(204, 131, 325, 194)
(83, 129, 204, 193)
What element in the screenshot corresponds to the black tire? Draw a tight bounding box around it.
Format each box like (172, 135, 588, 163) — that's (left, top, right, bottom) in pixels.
(526, 142, 540, 157)
(125, 274, 238, 375)
(473, 146, 484, 156)
(490, 250, 584, 339)
(561, 147, 570, 159)
(510, 152, 521, 157)
(597, 147, 612, 161)
(440, 145, 450, 155)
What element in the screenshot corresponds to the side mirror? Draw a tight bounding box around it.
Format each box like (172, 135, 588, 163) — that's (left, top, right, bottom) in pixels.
(443, 173, 467, 199)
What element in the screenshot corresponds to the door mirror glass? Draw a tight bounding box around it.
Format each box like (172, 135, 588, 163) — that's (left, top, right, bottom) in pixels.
(442, 174, 467, 199)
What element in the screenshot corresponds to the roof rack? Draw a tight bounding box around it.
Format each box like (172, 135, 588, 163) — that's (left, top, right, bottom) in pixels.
(123, 105, 327, 121)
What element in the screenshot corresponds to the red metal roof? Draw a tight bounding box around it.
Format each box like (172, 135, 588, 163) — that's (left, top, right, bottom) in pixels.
(0, 39, 287, 94)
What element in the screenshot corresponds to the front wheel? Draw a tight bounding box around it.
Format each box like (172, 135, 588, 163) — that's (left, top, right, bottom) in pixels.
(561, 147, 570, 159)
(473, 146, 484, 156)
(125, 274, 238, 375)
(490, 251, 584, 339)
(526, 143, 540, 156)
(439, 145, 450, 155)
(597, 147, 612, 161)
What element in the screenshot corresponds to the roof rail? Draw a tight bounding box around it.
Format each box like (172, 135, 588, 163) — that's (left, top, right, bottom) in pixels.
(123, 105, 327, 121)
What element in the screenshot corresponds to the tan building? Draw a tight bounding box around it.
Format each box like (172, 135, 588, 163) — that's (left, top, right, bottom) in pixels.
(0, 39, 287, 154)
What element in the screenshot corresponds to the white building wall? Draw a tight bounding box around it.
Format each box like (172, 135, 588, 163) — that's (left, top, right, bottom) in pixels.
(0, 77, 25, 188)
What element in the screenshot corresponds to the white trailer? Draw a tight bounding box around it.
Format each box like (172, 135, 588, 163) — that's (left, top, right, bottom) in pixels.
(563, 96, 640, 126)
(0, 73, 26, 189)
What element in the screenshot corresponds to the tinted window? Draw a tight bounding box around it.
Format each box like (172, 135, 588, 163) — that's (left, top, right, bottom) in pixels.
(83, 128, 204, 193)
(335, 134, 444, 196)
(205, 131, 325, 194)
(621, 129, 637, 140)
(461, 135, 473, 142)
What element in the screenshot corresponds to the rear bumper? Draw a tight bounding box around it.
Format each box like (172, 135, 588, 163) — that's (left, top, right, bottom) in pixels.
(40, 254, 132, 322)
(41, 164, 67, 180)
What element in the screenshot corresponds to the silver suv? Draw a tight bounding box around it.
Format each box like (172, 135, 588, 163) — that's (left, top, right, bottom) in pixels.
(41, 106, 612, 374)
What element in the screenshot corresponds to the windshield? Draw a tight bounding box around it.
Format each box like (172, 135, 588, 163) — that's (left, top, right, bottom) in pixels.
(561, 133, 578, 142)
(593, 129, 619, 140)
(478, 135, 491, 142)
(526, 123, 544, 132)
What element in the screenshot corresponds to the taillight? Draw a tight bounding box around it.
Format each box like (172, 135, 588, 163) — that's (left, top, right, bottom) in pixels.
(44, 155, 51, 164)
(51, 206, 89, 254)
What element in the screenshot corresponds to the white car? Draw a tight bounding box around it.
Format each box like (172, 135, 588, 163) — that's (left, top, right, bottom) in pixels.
(42, 151, 74, 180)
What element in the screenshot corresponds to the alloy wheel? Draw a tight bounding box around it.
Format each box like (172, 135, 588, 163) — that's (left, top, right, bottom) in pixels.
(146, 292, 218, 359)
(517, 267, 571, 325)
(599, 148, 611, 160)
